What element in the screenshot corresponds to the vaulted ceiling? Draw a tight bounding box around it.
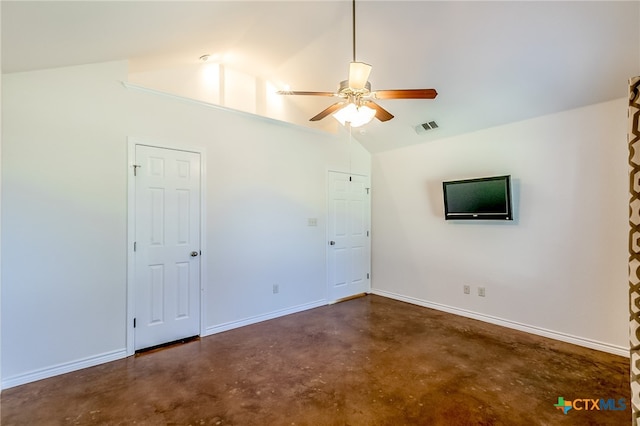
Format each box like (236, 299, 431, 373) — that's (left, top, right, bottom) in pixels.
(2, 1, 639, 152)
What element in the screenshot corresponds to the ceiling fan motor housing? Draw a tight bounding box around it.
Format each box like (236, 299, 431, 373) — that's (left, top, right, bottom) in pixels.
(339, 80, 371, 97)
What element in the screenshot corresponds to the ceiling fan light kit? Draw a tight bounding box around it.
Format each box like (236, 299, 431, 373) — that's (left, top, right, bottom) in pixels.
(333, 103, 376, 128)
(277, 0, 437, 127)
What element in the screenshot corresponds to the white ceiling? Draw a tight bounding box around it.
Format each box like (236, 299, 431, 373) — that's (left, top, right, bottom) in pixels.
(2, 1, 639, 152)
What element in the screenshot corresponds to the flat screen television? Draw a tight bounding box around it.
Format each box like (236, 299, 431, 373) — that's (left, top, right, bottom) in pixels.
(442, 175, 513, 220)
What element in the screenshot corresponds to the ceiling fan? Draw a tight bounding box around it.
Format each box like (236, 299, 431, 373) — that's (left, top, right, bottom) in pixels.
(277, 0, 438, 127)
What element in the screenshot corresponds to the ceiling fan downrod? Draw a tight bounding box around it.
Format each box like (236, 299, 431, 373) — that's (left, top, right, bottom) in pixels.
(347, 0, 372, 92)
(352, 0, 357, 62)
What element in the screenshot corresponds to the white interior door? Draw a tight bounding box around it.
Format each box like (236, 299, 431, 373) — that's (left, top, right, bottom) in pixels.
(134, 145, 201, 350)
(327, 172, 370, 301)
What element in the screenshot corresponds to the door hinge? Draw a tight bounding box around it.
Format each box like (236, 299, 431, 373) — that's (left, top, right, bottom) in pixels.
(367, 230, 369, 237)
(367, 273, 370, 279)
(133, 318, 136, 328)
(134, 241, 137, 252)
(349, 176, 352, 182)
(366, 187, 370, 194)
(133, 164, 141, 176)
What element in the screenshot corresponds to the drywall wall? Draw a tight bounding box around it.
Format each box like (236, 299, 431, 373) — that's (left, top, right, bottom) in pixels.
(123, 83, 371, 334)
(1, 60, 370, 387)
(371, 98, 628, 355)
(2, 62, 131, 386)
(128, 62, 338, 135)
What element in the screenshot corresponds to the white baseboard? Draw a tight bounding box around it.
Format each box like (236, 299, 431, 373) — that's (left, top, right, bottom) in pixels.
(4, 292, 626, 390)
(371, 289, 629, 358)
(204, 299, 327, 336)
(1, 348, 128, 390)
(3, 300, 327, 390)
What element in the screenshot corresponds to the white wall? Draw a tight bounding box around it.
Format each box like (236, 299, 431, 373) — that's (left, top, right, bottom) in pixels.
(2, 62, 130, 386)
(371, 98, 628, 355)
(1, 60, 370, 388)
(128, 62, 341, 136)
(123, 83, 371, 333)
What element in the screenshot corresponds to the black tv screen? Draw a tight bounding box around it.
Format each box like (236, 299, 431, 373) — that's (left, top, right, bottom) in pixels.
(442, 175, 513, 220)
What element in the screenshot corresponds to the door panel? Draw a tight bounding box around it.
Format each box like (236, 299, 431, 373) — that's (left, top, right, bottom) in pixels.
(149, 264, 164, 324)
(134, 145, 201, 350)
(327, 172, 370, 301)
(176, 262, 191, 318)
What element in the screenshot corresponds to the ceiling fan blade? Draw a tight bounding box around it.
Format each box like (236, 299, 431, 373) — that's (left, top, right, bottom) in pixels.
(373, 89, 438, 99)
(365, 101, 394, 122)
(310, 102, 346, 121)
(277, 90, 336, 97)
(348, 62, 372, 90)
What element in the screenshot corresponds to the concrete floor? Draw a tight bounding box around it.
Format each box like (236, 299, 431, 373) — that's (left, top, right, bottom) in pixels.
(1, 295, 630, 425)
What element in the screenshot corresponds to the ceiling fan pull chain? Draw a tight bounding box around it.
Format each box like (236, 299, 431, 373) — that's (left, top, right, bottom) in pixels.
(349, 122, 353, 176)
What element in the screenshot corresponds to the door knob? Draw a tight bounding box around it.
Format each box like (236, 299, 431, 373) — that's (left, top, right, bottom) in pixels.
(329, 241, 336, 245)
(190, 251, 199, 257)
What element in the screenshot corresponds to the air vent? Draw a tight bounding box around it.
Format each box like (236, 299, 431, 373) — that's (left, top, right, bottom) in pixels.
(415, 120, 439, 134)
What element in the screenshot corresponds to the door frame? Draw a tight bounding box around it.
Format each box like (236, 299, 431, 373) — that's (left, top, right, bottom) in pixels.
(126, 137, 207, 356)
(326, 169, 372, 302)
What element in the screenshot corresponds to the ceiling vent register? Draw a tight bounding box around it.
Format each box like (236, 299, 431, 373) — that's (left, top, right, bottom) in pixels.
(415, 120, 439, 134)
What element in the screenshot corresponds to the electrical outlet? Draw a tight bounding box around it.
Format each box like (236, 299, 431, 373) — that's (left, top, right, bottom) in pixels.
(478, 287, 486, 297)
(463, 285, 470, 294)
(273, 284, 279, 294)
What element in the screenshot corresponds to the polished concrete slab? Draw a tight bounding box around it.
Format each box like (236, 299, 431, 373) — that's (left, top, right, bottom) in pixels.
(1, 295, 630, 425)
